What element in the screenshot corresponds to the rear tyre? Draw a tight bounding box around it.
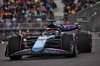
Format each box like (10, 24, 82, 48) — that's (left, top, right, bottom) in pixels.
(62, 34, 76, 57)
(7, 35, 24, 60)
(76, 32, 92, 53)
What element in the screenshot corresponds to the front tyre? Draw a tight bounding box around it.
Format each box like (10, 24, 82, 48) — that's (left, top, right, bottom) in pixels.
(62, 34, 77, 57)
(5, 35, 24, 60)
(76, 32, 92, 53)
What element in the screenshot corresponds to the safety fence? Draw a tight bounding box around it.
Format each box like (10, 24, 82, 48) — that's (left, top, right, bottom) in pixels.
(0, 16, 67, 29)
(0, 16, 65, 41)
(68, 2, 100, 32)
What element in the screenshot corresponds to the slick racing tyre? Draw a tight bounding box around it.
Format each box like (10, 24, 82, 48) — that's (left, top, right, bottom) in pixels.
(62, 34, 77, 57)
(7, 35, 24, 60)
(76, 32, 92, 53)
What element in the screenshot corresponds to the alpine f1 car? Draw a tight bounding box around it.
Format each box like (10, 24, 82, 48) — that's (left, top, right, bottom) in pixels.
(5, 21, 92, 60)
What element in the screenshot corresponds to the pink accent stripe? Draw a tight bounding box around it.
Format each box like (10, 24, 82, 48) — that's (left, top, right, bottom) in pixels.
(62, 25, 76, 29)
(89, 35, 92, 48)
(19, 35, 22, 50)
(63, 25, 66, 28)
(73, 35, 75, 46)
(88, 32, 92, 48)
(46, 48, 69, 53)
(21, 49, 30, 51)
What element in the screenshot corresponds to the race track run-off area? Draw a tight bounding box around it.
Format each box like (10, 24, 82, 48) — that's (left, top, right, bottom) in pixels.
(0, 36, 100, 66)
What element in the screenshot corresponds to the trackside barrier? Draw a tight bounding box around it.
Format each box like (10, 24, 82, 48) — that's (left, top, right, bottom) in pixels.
(68, 2, 100, 32)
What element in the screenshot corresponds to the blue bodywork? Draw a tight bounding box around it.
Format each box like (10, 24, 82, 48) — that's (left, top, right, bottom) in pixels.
(59, 25, 75, 30)
(32, 35, 55, 52)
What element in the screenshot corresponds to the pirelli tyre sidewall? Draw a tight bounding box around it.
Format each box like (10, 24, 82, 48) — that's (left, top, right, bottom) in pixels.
(7, 35, 24, 60)
(62, 33, 77, 57)
(76, 32, 92, 53)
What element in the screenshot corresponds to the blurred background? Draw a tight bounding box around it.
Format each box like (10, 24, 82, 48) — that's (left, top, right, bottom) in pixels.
(0, 0, 100, 41)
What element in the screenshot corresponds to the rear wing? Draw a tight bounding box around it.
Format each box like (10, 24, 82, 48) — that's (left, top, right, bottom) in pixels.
(40, 25, 81, 32)
(59, 25, 81, 31)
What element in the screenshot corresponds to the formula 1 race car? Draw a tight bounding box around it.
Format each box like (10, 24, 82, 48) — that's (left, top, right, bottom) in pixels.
(5, 21, 92, 60)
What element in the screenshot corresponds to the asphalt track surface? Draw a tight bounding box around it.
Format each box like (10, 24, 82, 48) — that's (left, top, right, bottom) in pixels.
(0, 37, 100, 66)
